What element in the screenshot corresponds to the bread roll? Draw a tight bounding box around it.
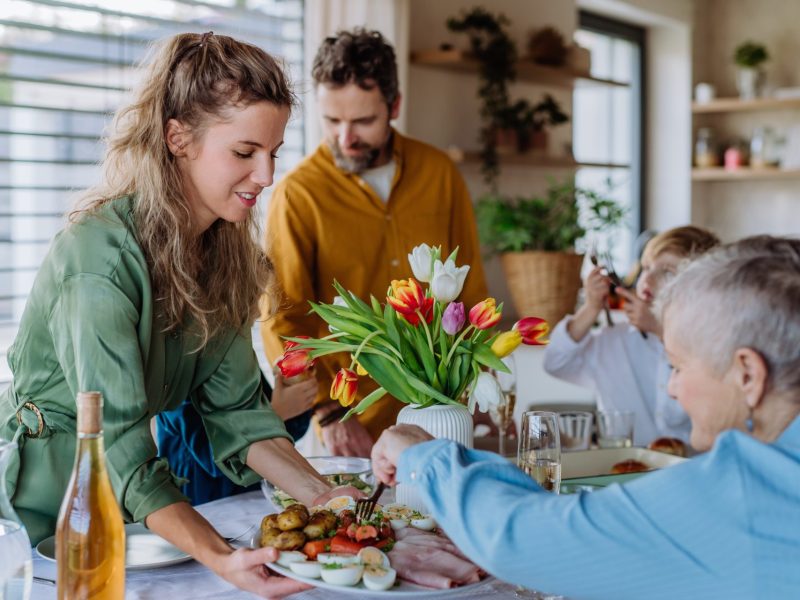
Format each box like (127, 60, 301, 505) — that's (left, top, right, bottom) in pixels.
(610, 459, 650, 474)
(648, 437, 687, 457)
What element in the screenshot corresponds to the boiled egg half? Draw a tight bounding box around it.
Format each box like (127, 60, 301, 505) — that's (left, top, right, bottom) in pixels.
(275, 551, 307, 568)
(319, 563, 364, 586)
(324, 495, 356, 514)
(289, 560, 322, 579)
(362, 565, 397, 591)
(357, 546, 390, 569)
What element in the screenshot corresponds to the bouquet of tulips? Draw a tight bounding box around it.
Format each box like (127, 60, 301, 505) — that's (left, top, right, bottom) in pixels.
(276, 244, 549, 419)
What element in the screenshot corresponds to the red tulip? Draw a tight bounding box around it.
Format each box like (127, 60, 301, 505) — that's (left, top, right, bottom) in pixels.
(387, 278, 434, 326)
(330, 368, 359, 407)
(514, 317, 550, 345)
(276, 336, 316, 377)
(469, 298, 502, 330)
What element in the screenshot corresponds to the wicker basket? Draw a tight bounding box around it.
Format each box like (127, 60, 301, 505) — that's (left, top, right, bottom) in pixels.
(500, 251, 585, 326)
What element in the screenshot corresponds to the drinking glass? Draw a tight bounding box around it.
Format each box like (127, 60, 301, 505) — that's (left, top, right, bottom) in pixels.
(557, 411, 593, 452)
(489, 356, 517, 456)
(517, 411, 561, 494)
(515, 413, 562, 599)
(597, 410, 635, 448)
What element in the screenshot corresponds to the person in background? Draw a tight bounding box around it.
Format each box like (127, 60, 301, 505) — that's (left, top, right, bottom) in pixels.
(157, 371, 316, 505)
(261, 28, 488, 457)
(543, 226, 720, 446)
(0, 32, 362, 598)
(371, 235, 800, 600)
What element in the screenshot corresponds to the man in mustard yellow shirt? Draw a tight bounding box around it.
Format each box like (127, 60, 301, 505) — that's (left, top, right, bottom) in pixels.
(262, 28, 488, 457)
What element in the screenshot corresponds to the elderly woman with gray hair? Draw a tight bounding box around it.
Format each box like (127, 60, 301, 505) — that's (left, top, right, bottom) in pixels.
(370, 235, 800, 600)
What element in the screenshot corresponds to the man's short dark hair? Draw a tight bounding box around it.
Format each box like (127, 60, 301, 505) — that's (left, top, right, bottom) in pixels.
(311, 28, 399, 106)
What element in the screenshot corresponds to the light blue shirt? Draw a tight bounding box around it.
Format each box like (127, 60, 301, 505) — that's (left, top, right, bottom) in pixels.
(397, 416, 800, 599)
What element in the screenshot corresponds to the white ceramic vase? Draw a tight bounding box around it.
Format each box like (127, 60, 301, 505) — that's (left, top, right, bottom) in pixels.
(394, 403, 473, 512)
(736, 67, 764, 100)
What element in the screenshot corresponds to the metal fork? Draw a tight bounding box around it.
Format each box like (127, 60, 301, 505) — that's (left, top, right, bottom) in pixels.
(355, 481, 387, 521)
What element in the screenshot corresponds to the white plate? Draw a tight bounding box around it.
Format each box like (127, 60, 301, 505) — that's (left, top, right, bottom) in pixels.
(267, 560, 492, 597)
(37, 523, 192, 570)
(561, 448, 686, 479)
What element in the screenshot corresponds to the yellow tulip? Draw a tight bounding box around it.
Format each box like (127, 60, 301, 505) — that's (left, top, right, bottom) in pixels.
(491, 330, 522, 358)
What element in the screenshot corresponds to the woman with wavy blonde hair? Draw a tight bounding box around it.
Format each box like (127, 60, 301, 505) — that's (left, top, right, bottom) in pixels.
(1, 32, 351, 597)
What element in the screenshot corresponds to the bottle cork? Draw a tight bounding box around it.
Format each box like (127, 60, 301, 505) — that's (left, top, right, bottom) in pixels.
(76, 391, 104, 434)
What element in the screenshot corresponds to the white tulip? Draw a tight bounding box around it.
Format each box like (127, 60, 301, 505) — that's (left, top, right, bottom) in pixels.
(430, 259, 470, 303)
(468, 372, 503, 414)
(407, 244, 435, 283)
(329, 296, 348, 332)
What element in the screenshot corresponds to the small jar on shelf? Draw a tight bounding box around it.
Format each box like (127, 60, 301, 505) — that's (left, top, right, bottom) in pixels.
(694, 128, 718, 167)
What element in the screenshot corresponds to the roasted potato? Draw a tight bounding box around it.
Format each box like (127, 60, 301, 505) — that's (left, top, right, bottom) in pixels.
(261, 513, 280, 531)
(303, 509, 337, 540)
(277, 506, 309, 531)
(261, 527, 306, 551)
(285, 503, 309, 519)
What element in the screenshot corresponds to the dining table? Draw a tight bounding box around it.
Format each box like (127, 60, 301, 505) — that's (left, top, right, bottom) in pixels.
(28, 489, 535, 599)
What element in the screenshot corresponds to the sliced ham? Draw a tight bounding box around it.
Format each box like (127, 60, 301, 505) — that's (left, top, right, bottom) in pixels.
(388, 537, 482, 589)
(394, 527, 471, 561)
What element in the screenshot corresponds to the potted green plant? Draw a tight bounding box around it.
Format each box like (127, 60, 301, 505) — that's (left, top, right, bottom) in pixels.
(733, 41, 769, 99)
(475, 179, 626, 326)
(491, 95, 569, 155)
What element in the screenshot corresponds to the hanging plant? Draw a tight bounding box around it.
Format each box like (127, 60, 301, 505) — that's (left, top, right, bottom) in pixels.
(447, 7, 517, 188)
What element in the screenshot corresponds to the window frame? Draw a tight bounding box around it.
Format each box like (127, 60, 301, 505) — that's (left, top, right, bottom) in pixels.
(578, 10, 647, 234)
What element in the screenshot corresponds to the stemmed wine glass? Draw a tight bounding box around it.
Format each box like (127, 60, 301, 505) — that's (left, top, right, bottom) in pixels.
(489, 355, 517, 456)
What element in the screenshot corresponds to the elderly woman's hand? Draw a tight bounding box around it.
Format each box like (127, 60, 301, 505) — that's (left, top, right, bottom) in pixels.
(371, 425, 434, 486)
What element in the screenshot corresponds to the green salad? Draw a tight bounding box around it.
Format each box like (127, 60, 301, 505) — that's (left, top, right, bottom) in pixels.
(271, 473, 373, 509)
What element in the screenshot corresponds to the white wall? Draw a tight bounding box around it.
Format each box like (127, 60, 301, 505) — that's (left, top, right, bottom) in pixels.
(691, 0, 800, 241)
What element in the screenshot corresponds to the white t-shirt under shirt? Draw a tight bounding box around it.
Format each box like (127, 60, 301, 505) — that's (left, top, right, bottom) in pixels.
(542, 316, 692, 446)
(359, 159, 396, 203)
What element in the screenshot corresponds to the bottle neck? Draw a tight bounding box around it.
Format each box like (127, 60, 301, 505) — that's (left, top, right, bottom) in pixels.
(76, 391, 103, 436)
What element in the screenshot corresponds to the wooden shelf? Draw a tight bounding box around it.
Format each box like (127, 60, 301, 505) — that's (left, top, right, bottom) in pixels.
(691, 167, 800, 181)
(692, 96, 800, 113)
(452, 150, 629, 169)
(410, 49, 628, 88)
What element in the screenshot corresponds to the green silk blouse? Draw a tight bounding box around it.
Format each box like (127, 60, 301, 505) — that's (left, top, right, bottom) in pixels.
(0, 196, 290, 543)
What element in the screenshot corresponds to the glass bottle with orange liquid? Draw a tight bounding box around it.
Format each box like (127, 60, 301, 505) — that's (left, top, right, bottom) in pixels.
(56, 392, 125, 599)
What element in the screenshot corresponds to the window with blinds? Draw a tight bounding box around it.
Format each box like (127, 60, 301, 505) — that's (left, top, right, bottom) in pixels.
(0, 0, 304, 385)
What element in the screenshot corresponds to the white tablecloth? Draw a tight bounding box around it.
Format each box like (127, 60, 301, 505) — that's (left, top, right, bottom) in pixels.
(30, 490, 527, 599)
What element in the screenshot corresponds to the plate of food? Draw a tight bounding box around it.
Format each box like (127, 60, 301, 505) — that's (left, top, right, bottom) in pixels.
(255, 499, 490, 596)
(37, 523, 192, 570)
(262, 456, 374, 509)
(561, 447, 687, 479)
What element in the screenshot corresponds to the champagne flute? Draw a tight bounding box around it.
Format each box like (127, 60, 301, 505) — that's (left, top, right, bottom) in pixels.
(517, 411, 561, 494)
(489, 355, 517, 456)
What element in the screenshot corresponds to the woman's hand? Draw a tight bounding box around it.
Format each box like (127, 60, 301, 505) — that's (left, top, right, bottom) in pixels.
(371, 425, 434, 486)
(615, 287, 662, 337)
(146, 503, 311, 599)
(270, 372, 317, 420)
(213, 546, 312, 598)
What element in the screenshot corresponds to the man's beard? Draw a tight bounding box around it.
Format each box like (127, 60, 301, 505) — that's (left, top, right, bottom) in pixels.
(329, 138, 382, 174)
